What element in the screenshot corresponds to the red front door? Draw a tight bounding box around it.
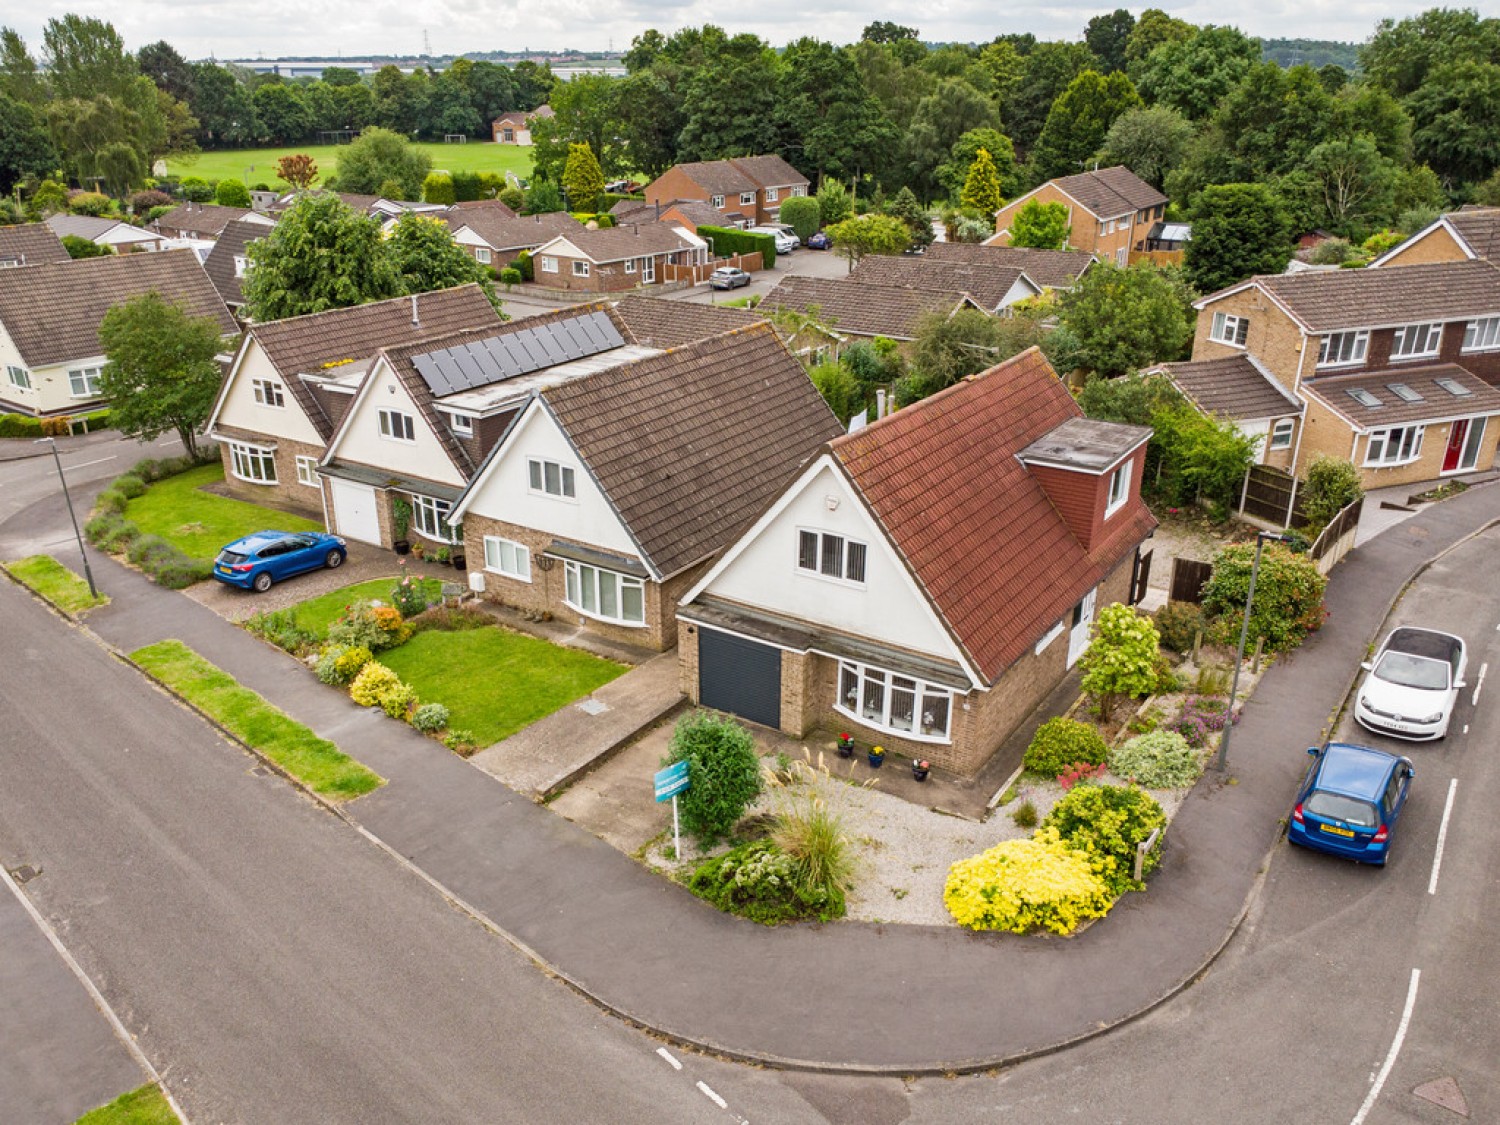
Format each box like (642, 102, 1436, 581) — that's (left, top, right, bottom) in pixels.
(1443, 419, 1468, 473)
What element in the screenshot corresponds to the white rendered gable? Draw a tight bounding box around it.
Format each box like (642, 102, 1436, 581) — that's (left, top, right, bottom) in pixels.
(212, 337, 324, 445)
(329, 358, 465, 487)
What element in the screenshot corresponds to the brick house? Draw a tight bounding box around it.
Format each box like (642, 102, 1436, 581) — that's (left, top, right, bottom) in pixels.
(644, 156, 810, 227)
(759, 274, 985, 359)
(1152, 354, 1304, 470)
(491, 105, 553, 144)
(676, 348, 1155, 778)
(1373, 207, 1500, 268)
(0, 223, 70, 268)
(152, 202, 275, 242)
(926, 240, 1096, 290)
(530, 224, 707, 292)
(846, 254, 1043, 314)
(992, 166, 1167, 267)
(1189, 261, 1500, 488)
(610, 198, 741, 235)
(449, 211, 583, 270)
(202, 218, 270, 315)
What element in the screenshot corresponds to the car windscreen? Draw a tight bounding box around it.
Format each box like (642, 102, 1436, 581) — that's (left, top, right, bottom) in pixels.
(1374, 651, 1450, 690)
(1305, 792, 1378, 828)
(216, 549, 249, 564)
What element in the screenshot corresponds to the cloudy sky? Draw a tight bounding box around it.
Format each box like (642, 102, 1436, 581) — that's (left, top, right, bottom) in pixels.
(14, 2, 1415, 62)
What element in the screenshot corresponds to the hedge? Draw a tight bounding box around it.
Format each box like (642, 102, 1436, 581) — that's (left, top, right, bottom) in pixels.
(0, 409, 111, 439)
(698, 225, 776, 269)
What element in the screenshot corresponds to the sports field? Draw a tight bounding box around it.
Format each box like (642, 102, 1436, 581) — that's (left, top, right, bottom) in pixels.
(166, 141, 533, 185)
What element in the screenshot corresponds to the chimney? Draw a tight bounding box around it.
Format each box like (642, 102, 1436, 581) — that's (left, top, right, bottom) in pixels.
(410, 294, 419, 327)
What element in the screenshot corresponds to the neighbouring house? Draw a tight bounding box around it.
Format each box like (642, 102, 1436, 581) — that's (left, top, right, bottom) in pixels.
(202, 218, 270, 316)
(644, 156, 809, 227)
(491, 105, 553, 144)
(152, 202, 275, 242)
(609, 293, 764, 347)
(0, 223, 70, 268)
(449, 211, 583, 270)
(45, 213, 170, 254)
(206, 284, 502, 513)
(1152, 354, 1304, 470)
(609, 198, 740, 235)
(928, 240, 1096, 290)
(0, 249, 236, 417)
(759, 274, 986, 359)
(447, 199, 518, 219)
(991, 166, 1167, 267)
(846, 254, 1042, 315)
(529, 224, 708, 292)
(1372, 206, 1500, 268)
(675, 347, 1156, 777)
(1189, 260, 1500, 488)
(449, 322, 842, 650)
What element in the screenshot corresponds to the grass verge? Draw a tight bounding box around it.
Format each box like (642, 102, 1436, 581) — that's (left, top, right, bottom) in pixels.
(167, 142, 533, 183)
(75, 1084, 177, 1124)
(4, 555, 108, 613)
(132, 639, 382, 800)
(124, 463, 321, 563)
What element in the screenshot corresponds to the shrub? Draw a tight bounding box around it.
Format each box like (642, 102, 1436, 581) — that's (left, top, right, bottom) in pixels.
(498, 266, 522, 288)
(85, 511, 124, 546)
(944, 827, 1111, 934)
(129, 189, 172, 212)
(244, 609, 319, 654)
(179, 176, 214, 202)
(1194, 664, 1231, 695)
(443, 729, 480, 755)
(215, 178, 252, 208)
(1201, 543, 1327, 653)
(68, 191, 112, 216)
(1011, 799, 1038, 828)
(778, 195, 821, 241)
(771, 795, 852, 911)
(153, 559, 213, 589)
(664, 710, 763, 848)
(498, 185, 525, 211)
(349, 661, 418, 718)
(1043, 784, 1166, 897)
(1078, 604, 1163, 718)
(0, 413, 44, 437)
(1308, 237, 1355, 265)
(327, 599, 409, 651)
(390, 573, 430, 618)
(407, 604, 491, 633)
(687, 839, 842, 924)
(1154, 601, 1205, 653)
(510, 250, 533, 281)
(423, 171, 457, 205)
(1300, 455, 1363, 532)
(127, 534, 177, 569)
(411, 702, 451, 732)
(1110, 730, 1200, 789)
(697, 224, 776, 268)
(1058, 761, 1109, 789)
(95, 488, 130, 515)
(112, 473, 147, 499)
(315, 643, 373, 685)
(1024, 717, 1108, 778)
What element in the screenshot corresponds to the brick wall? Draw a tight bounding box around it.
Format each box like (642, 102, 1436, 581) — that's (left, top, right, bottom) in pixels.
(1192, 289, 1308, 393)
(1378, 227, 1466, 267)
(217, 433, 327, 520)
(532, 253, 656, 293)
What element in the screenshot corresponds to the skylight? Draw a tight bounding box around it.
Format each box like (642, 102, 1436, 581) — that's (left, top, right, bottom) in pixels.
(1346, 388, 1383, 408)
(1434, 377, 1473, 397)
(1386, 383, 1424, 402)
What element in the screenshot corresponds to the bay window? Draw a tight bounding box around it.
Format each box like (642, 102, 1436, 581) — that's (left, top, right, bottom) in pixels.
(1365, 425, 1424, 466)
(410, 494, 456, 541)
(837, 661, 952, 741)
(228, 441, 277, 483)
(564, 560, 645, 625)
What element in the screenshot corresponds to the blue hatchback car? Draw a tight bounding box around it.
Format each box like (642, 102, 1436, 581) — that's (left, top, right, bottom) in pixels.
(213, 530, 347, 593)
(1289, 742, 1414, 866)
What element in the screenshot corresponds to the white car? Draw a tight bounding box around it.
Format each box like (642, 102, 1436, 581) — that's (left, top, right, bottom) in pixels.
(1355, 626, 1467, 740)
(747, 226, 799, 254)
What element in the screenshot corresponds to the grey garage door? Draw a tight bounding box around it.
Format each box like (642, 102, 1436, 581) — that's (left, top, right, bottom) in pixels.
(698, 628, 781, 730)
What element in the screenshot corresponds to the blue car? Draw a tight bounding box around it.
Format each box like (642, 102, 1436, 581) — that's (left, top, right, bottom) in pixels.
(806, 231, 832, 250)
(1288, 742, 1414, 866)
(213, 530, 347, 593)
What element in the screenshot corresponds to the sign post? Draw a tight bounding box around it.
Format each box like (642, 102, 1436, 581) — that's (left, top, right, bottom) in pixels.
(653, 761, 691, 861)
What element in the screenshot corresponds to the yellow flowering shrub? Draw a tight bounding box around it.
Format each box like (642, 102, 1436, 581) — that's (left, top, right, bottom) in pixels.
(943, 827, 1111, 935)
(349, 661, 418, 718)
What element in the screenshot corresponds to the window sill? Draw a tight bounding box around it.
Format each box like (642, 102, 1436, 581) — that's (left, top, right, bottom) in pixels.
(1208, 339, 1247, 351)
(229, 474, 276, 486)
(483, 566, 531, 584)
(565, 601, 647, 628)
(1362, 458, 1421, 469)
(834, 703, 951, 745)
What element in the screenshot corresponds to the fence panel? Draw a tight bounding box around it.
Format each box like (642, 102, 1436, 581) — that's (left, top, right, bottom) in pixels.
(1240, 465, 1310, 528)
(1169, 557, 1214, 604)
(1308, 496, 1363, 574)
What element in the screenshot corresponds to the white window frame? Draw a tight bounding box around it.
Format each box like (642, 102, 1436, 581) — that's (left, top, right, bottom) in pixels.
(796, 528, 868, 585)
(1365, 425, 1425, 467)
(765, 187, 779, 203)
(475, 247, 492, 265)
(1116, 246, 1127, 267)
(739, 191, 756, 206)
(1390, 322, 1442, 359)
(1463, 316, 1500, 353)
(572, 260, 590, 277)
(449, 412, 473, 437)
(1318, 330, 1369, 368)
(791, 186, 805, 197)
(483, 535, 531, 581)
(67, 366, 103, 398)
(5, 364, 30, 390)
(1269, 419, 1295, 450)
(295, 455, 319, 486)
(624, 258, 636, 274)
(835, 660, 953, 742)
(710, 195, 725, 209)
(563, 559, 646, 626)
(1105, 460, 1131, 517)
(527, 457, 576, 500)
(410, 494, 457, 542)
(1034, 620, 1064, 655)
(378, 408, 415, 442)
(1210, 312, 1249, 348)
(233, 254, 249, 278)
(540, 256, 558, 273)
(252, 378, 285, 408)
(228, 441, 277, 484)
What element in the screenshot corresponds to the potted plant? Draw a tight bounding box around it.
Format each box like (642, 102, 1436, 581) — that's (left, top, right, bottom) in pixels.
(867, 745, 885, 768)
(410, 541, 425, 561)
(448, 522, 466, 569)
(432, 545, 452, 565)
(912, 758, 930, 782)
(836, 732, 855, 758)
(391, 497, 412, 555)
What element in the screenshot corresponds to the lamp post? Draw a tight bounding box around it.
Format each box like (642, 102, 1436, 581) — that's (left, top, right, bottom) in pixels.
(34, 437, 98, 599)
(1214, 530, 1286, 773)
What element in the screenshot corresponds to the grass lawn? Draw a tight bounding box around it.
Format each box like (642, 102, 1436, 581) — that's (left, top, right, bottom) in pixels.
(4, 555, 108, 613)
(124, 463, 321, 563)
(75, 1084, 177, 1125)
(290, 575, 444, 639)
(167, 142, 532, 185)
(381, 628, 625, 746)
(132, 639, 383, 800)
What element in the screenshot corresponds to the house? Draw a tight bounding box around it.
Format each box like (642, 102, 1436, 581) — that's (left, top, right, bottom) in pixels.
(759, 274, 985, 357)
(926, 240, 1096, 290)
(491, 105, 553, 144)
(1188, 260, 1500, 487)
(0, 249, 236, 417)
(206, 284, 502, 512)
(202, 218, 270, 314)
(609, 294, 764, 348)
(846, 255, 1042, 315)
(449, 322, 842, 650)
(447, 199, 518, 219)
(1152, 354, 1304, 469)
(991, 166, 1167, 267)
(609, 198, 740, 235)
(0, 223, 71, 268)
(674, 347, 1155, 777)
(44, 213, 170, 254)
(529, 224, 708, 292)
(644, 156, 810, 227)
(1372, 206, 1500, 268)
(152, 202, 275, 242)
(449, 211, 582, 270)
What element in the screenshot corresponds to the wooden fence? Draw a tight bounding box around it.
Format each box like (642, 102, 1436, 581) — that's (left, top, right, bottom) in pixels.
(1239, 465, 1310, 528)
(660, 250, 764, 286)
(1169, 557, 1214, 604)
(1307, 496, 1363, 575)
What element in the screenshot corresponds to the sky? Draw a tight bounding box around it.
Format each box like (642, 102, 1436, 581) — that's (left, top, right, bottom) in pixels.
(11, 2, 1431, 62)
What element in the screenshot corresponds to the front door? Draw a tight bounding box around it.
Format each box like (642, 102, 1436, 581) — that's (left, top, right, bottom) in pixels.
(1442, 417, 1486, 473)
(642, 256, 655, 283)
(1067, 588, 1096, 667)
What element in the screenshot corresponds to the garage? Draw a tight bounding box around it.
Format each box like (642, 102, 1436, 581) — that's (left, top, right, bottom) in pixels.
(329, 478, 381, 545)
(698, 627, 781, 730)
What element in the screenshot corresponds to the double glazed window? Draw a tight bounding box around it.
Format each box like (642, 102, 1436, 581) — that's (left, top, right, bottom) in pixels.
(1105, 460, 1131, 516)
(1463, 317, 1500, 352)
(410, 494, 455, 541)
(1365, 425, 1425, 466)
(540, 256, 558, 273)
(68, 366, 102, 397)
(564, 560, 645, 625)
(1318, 331, 1368, 367)
(572, 261, 590, 277)
(837, 661, 952, 741)
(295, 455, 318, 486)
(1210, 312, 1249, 347)
(1391, 323, 1442, 359)
(1269, 419, 1295, 450)
(378, 408, 415, 442)
(797, 530, 867, 584)
(527, 457, 576, 499)
(5, 364, 30, 390)
(252, 378, 285, 407)
(483, 535, 530, 580)
(228, 441, 276, 483)
(475, 248, 492, 265)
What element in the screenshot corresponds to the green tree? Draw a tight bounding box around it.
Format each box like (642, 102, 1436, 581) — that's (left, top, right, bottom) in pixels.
(1406, 60, 1500, 186)
(938, 128, 1020, 203)
(422, 171, 455, 205)
(188, 62, 256, 147)
(1079, 604, 1161, 719)
(386, 213, 502, 311)
(885, 186, 932, 248)
(1183, 182, 1294, 293)
(1029, 70, 1142, 182)
(1359, 8, 1500, 100)
(137, 40, 195, 102)
(1201, 543, 1327, 653)
(776, 38, 895, 185)
(1125, 9, 1195, 68)
(60, 234, 109, 259)
(1148, 404, 1259, 511)
(1057, 262, 1195, 377)
(664, 710, 763, 849)
(215, 178, 251, 208)
(1085, 9, 1136, 74)
(1006, 41, 1095, 155)
(1304, 135, 1400, 237)
(826, 213, 909, 269)
(900, 78, 1000, 200)
(0, 27, 46, 105)
(561, 141, 606, 211)
(332, 126, 432, 199)
(1299, 455, 1364, 531)
(778, 195, 821, 242)
(902, 307, 1004, 402)
(42, 15, 137, 101)
(251, 82, 309, 144)
(816, 178, 853, 226)
(0, 93, 55, 193)
(676, 33, 782, 162)
(529, 73, 625, 183)
(524, 179, 563, 214)
(809, 360, 862, 422)
(614, 66, 684, 180)
(1098, 105, 1194, 189)
(242, 193, 400, 321)
(960, 148, 1004, 215)
(97, 292, 227, 459)
(1009, 199, 1071, 249)
(1134, 25, 1260, 121)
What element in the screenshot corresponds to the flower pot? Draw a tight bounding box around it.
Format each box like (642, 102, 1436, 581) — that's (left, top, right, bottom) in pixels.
(450, 553, 467, 570)
(912, 763, 930, 782)
(836, 736, 854, 758)
(867, 752, 884, 768)
(394, 540, 411, 556)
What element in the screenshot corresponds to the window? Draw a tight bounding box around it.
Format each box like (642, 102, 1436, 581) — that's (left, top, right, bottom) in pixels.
(67, 366, 102, 398)
(791, 186, 805, 197)
(624, 258, 636, 274)
(295, 455, 318, 486)
(449, 412, 473, 436)
(765, 188, 779, 203)
(1269, 419, 1295, 450)
(1106, 460, 1131, 516)
(233, 255, 249, 278)
(475, 247, 491, 265)
(836, 661, 952, 741)
(410, 494, 455, 541)
(710, 195, 725, 209)
(1318, 330, 1369, 367)
(527, 457, 576, 499)
(564, 560, 645, 625)
(739, 192, 756, 206)
(797, 529, 867, 584)
(483, 535, 530, 580)
(228, 441, 276, 483)
(540, 256, 558, 273)
(252, 378, 284, 407)
(1116, 246, 1127, 267)
(572, 260, 590, 277)
(1391, 322, 1442, 359)
(1034, 620, 1064, 655)
(1210, 312, 1249, 347)
(1365, 425, 1425, 466)
(378, 408, 415, 442)
(1463, 317, 1500, 352)
(5, 364, 30, 390)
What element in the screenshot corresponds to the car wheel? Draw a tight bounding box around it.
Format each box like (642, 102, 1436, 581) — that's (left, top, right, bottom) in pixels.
(325, 549, 345, 570)
(252, 571, 273, 593)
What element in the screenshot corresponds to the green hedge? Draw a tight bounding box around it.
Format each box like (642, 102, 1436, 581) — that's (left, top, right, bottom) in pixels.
(698, 225, 776, 269)
(0, 409, 111, 439)
(509, 250, 534, 282)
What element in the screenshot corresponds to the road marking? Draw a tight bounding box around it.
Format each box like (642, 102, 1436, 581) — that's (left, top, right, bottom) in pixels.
(1429, 779, 1458, 895)
(657, 1046, 682, 1070)
(1351, 968, 1420, 1125)
(64, 455, 116, 470)
(697, 1081, 727, 1109)
(1472, 663, 1487, 707)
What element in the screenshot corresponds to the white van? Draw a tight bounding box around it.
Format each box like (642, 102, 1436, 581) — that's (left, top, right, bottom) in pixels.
(748, 226, 799, 254)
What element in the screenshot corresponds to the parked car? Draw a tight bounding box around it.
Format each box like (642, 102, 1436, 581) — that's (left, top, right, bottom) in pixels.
(1288, 742, 1414, 866)
(1354, 625, 1467, 740)
(213, 530, 347, 593)
(709, 266, 751, 290)
(747, 226, 799, 254)
(806, 231, 832, 250)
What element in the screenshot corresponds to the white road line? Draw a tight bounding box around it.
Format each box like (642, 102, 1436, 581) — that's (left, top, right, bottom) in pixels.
(1429, 779, 1458, 895)
(1473, 662, 1488, 707)
(64, 455, 117, 470)
(656, 1046, 682, 1070)
(1351, 968, 1421, 1125)
(697, 1081, 728, 1109)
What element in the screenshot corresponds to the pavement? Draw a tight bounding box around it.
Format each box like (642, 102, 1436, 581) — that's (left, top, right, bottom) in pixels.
(8, 446, 1500, 1074)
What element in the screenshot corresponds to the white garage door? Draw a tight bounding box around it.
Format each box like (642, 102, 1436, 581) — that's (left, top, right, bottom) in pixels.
(330, 479, 381, 545)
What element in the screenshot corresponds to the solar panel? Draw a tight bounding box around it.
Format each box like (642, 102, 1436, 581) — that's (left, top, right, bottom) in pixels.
(410, 310, 625, 395)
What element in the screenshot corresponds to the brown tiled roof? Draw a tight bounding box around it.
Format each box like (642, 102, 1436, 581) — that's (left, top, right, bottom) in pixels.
(1299, 364, 1500, 430)
(270, 191, 380, 216)
(1446, 207, 1500, 260)
(610, 199, 656, 221)
(202, 218, 268, 308)
(1249, 260, 1500, 332)
(44, 214, 160, 245)
(449, 199, 518, 218)
(0, 223, 69, 266)
(759, 275, 967, 340)
(0, 249, 236, 368)
(612, 294, 764, 348)
(925, 241, 1094, 289)
(1051, 166, 1166, 218)
(492, 105, 553, 125)
(661, 200, 735, 230)
(848, 255, 1028, 312)
(545, 323, 841, 577)
(830, 348, 1155, 683)
(452, 210, 581, 253)
(543, 223, 696, 263)
(1157, 355, 1302, 422)
(154, 202, 261, 238)
(669, 160, 758, 197)
(729, 155, 809, 189)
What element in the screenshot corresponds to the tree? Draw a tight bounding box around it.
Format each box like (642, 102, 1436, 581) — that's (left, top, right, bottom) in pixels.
(332, 126, 432, 199)
(42, 15, 137, 101)
(676, 34, 782, 162)
(1183, 183, 1293, 293)
(776, 38, 895, 185)
(1133, 25, 1259, 121)
(1098, 106, 1194, 189)
(960, 148, 1004, 215)
(938, 128, 1020, 203)
(1057, 262, 1195, 377)
(137, 40, 194, 102)
(778, 196, 821, 242)
(0, 27, 46, 105)
(664, 710, 762, 848)
(1201, 543, 1327, 653)
(529, 73, 625, 183)
(826, 213, 908, 270)
(523, 179, 563, 215)
(97, 293, 227, 459)
(386, 213, 501, 311)
(561, 142, 606, 211)
(1009, 199, 1070, 249)
(885, 186, 932, 248)
(900, 78, 1000, 200)
(1359, 8, 1500, 100)
(615, 67, 684, 180)
(1028, 69, 1142, 181)
(422, 171, 455, 205)
(215, 178, 252, 208)
(251, 82, 309, 144)
(816, 178, 853, 226)
(1300, 455, 1364, 531)
(902, 307, 1004, 402)
(1304, 136, 1399, 237)
(188, 62, 256, 147)
(809, 360, 862, 422)
(1006, 41, 1094, 155)
(1085, 9, 1136, 74)
(275, 153, 319, 191)
(1125, 9, 1194, 68)
(242, 194, 400, 321)
(1406, 60, 1500, 186)
(0, 93, 55, 193)
(1079, 604, 1160, 719)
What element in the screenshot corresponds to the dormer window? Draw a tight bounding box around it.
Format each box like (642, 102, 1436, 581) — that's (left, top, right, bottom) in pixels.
(797, 529, 867, 584)
(1391, 323, 1442, 359)
(1318, 330, 1368, 367)
(1105, 460, 1131, 517)
(1210, 312, 1249, 348)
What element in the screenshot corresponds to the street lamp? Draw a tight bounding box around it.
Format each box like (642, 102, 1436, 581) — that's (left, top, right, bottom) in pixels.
(34, 437, 98, 599)
(1214, 529, 1287, 773)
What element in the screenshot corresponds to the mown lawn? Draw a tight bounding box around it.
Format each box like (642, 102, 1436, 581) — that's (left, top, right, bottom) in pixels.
(75, 1084, 177, 1125)
(291, 575, 444, 638)
(380, 628, 625, 747)
(4, 555, 108, 613)
(167, 142, 533, 185)
(124, 463, 321, 563)
(132, 639, 383, 800)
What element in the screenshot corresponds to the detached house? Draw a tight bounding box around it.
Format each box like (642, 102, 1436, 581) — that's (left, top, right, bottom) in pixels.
(153, 202, 275, 242)
(0, 223, 70, 268)
(202, 218, 270, 315)
(645, 156, 809, 227)
(449, 211, 582, 270)
(847, 255, 1043, 315)
(676, 348, 1154, 776)
(925, 241, 1096, 290)
(992, 166, 1167, 267)
(45, 213, 170, 254)
(530, 224, 707, 292)
(1374, 206, 1500, 268)
(491, 105, 553, 144)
